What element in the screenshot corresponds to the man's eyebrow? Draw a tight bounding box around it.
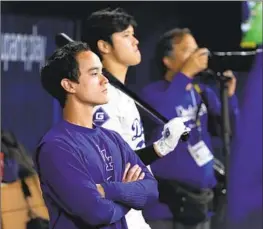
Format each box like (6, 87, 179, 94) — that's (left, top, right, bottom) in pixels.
(88, 67, 101, 72)
(123, 29, 134, 34)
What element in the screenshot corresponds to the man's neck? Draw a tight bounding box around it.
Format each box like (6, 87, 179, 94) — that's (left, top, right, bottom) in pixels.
(102, 59, 128, 84)
(63, 99, 94, 129)
(164, 70, 178, 82)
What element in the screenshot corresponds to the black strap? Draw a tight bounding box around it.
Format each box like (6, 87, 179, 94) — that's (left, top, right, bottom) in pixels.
(193, 84, 222, 137)
(103, 69, 168, 125)
(193, 85, 226, 192)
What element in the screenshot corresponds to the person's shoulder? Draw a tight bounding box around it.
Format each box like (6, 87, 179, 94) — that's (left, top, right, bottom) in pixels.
(37, 121, 74, 150)
(194, 82, 218, 96)
(99, 126, 123, 144)
(108, 83, 124, 99)
(108, 83, 132, 104)
(34, 122, 77, 163)
(99, 127, 133, 155)
(99, 126, 120, 138)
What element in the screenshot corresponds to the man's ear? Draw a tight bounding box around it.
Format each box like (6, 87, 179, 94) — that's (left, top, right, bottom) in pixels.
(61, 79, 77, 94)
(97, 40, 112, 54)
(163, 56, 173, 70)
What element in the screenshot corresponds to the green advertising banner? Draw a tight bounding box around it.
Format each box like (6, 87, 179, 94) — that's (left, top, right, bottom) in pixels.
(241, 2, 262, 48)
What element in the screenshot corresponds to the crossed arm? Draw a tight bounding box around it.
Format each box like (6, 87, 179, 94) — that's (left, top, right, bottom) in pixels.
(37, 138, 158, 227)
(36, 140, 130, 227)
(97, 135, 159, 210)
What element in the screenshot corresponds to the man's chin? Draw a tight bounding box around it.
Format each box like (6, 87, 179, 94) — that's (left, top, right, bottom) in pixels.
(97, 98, 109, 106)
(129, 58, 142, 66)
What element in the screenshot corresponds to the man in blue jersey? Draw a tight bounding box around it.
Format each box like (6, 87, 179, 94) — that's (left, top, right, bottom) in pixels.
(141, 28, 239, 229)
(34, 41, 159, 229)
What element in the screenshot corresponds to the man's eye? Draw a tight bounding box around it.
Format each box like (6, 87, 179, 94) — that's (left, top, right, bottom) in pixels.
(91, 72, 98, 76)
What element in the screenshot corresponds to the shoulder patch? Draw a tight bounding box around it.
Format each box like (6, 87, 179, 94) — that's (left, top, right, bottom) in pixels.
(93, 107, 110, 126)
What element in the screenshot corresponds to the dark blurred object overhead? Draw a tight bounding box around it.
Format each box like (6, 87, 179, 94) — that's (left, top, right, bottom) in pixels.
(2, 1, 242, 52)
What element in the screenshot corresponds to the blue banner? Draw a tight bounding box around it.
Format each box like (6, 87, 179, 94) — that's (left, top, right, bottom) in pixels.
(1, 14, 74, 154)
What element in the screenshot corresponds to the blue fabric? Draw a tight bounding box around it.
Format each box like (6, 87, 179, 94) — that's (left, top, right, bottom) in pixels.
(227, 46, 262, 229)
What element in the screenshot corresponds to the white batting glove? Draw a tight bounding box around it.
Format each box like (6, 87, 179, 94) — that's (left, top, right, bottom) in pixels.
(154, 117, 191, 157)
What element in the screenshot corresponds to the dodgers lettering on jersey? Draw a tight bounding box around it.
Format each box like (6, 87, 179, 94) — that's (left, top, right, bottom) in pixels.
(131, 118, 145, 149)
(176, 103, 207, 129)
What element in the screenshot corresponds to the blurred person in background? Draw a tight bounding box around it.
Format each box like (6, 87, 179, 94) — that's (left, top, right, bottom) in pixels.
(141, 28, 239, 229)
(35, 41, 159, 229)
(84, 8, 189, 229)
(227, 2, 262, 228)
(1, 130, 35, 183)
(227, 45, 262, 229)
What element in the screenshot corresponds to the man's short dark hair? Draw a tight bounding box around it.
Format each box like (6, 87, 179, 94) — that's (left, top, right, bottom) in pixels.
(83, 8, 137, 59)
(41, 41, 90, 107)
(155, 28, 192, 75)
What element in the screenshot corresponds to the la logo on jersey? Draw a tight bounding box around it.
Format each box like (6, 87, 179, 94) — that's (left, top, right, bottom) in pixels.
(96, 145, 114, 181)
(93, 107, 110, 126)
